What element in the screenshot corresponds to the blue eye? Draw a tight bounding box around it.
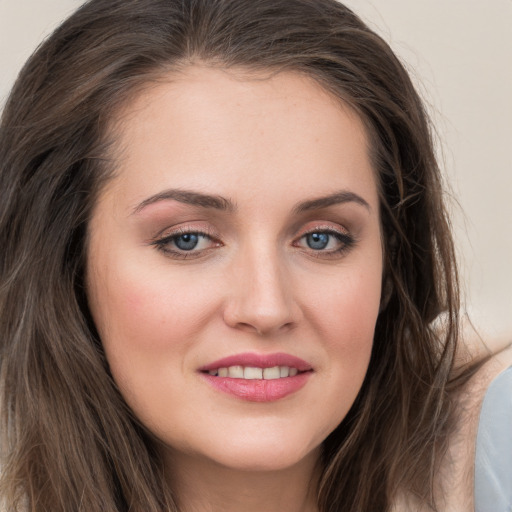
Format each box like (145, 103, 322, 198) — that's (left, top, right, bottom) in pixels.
(174, 233, 200, 251)
(152, 230, 217, 257)
(306, 232, 329, 250)
(296, 229, 355, 255)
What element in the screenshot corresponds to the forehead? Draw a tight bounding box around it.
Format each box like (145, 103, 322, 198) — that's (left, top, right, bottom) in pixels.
(102, 66, 378, 213)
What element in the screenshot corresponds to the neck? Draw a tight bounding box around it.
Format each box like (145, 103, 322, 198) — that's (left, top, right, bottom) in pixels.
(164, 448, 321, 512)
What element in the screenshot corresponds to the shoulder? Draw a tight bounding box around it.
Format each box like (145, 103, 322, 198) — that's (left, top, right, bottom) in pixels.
(473, 353, 512, 511)
(392, 338, 512, 512)
(436, 340, 512, 512)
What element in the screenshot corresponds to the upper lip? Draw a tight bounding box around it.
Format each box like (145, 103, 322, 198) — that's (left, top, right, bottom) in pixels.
(199, 352, 313, 372)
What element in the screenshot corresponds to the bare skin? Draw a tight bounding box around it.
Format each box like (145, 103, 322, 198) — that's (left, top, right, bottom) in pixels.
(86, 63, 511, 512)
(439, 342, 512, 512)
(168, 448, 320, 512)
(87, 67, 382, 512)
(394, 336, 512, 512)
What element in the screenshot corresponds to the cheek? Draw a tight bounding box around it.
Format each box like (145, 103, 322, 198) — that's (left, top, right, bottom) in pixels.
(307, 264, 382, 346)
(333, 272, 380, 371)
(86, 253, 218, 381)
(303, 266, 381, 430)
(86, 257, 221, 434)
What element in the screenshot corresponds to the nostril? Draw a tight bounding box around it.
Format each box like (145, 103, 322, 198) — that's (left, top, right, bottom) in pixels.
(236, 322, 263, 335)
(222, 283, 302, 335)
(236, 319, 297, 335)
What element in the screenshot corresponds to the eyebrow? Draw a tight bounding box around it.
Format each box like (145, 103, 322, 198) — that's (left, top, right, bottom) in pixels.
(293, 190, 371, 213)
(132, 188, 370, 215)
(132, 189, 236, 214)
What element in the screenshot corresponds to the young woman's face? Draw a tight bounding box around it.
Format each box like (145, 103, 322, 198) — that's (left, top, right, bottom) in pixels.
(87, 67, 383, 473)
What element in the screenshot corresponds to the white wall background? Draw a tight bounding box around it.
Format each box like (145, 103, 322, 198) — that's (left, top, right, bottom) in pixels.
(1, 0, 511, 341)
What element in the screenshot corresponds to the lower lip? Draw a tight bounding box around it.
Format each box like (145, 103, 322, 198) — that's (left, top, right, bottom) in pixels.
(201, 372, 312, 402)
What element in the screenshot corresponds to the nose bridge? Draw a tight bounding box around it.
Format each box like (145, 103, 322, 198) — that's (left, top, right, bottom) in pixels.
(224, 238, 299, 335)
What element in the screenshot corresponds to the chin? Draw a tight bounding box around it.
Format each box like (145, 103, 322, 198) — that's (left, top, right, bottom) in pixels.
(213, 446, 316, 473)
(162, 424, 323, 474)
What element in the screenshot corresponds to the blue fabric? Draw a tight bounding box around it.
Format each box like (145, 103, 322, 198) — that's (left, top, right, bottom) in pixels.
(474, 366, 512, 512)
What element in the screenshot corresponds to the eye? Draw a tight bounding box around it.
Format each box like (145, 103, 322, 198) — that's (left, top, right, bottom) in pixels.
(151, 229, 221, 258)
(172, 233, 208, 251)
(305, 232, 332, 250)
(294, 228, 355, 255)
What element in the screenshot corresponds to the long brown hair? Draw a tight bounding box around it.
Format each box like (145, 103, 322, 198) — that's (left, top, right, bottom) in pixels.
(0, 1, 460, 510)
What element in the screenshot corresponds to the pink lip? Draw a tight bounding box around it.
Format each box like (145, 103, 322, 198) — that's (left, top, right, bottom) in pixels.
(199, 352, 313, 402)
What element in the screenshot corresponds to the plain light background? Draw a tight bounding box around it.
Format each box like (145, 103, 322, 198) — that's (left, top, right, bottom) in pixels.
(1, 0, 511, 341)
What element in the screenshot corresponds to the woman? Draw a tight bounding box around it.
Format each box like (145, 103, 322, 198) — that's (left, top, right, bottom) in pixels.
(0, 1, 506, 510)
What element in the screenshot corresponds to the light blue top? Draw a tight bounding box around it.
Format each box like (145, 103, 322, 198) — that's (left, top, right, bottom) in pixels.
(474, 366, 512, 512)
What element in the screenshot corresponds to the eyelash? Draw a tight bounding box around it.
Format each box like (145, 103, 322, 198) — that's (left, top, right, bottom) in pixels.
(294, 227, 356, 258)
(150, 227, 221, 259)
(151, 226, 356, 260)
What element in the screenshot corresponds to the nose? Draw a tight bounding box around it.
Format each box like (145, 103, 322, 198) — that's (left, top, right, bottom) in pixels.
(223, 245, 301, 336)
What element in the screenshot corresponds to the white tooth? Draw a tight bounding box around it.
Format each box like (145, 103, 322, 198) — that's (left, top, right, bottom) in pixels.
(228, 365, 244, 378)
(244, 367, 263, 379)
(208, 369, 218, 376)
(263, 366, 281, 380)
(289, 367, 298, 377)
(218, 367, 228, 377)
(279, 366, 290, 378)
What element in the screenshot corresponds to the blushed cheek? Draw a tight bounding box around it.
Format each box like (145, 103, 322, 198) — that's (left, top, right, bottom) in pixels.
(322, 273, 380, 334)
(89, 262, 218, 362)
(88, 275, 185, 399)
(320, 279, 380, 386)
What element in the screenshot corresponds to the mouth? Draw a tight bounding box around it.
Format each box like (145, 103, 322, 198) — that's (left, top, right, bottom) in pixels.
(203, 365, 302, 379)
(199, 353, 313, 402)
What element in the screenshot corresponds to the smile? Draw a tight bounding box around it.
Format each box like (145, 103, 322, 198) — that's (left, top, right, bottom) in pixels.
(205, 365, 300, 379)
(199, 353, 313, 402)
